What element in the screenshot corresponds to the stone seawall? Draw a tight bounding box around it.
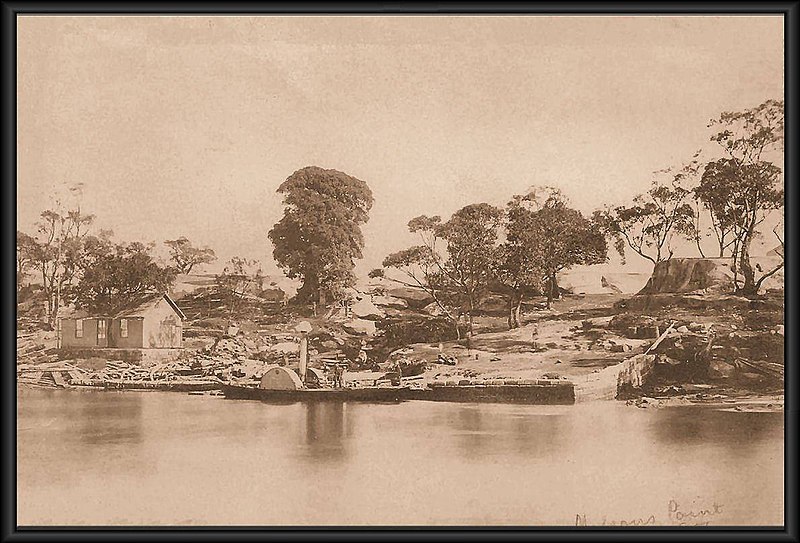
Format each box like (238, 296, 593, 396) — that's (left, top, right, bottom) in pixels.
(575, 354, 656, 402)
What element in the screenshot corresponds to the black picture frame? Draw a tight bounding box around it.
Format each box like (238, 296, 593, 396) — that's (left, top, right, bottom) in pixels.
(2, 1, 797, 541)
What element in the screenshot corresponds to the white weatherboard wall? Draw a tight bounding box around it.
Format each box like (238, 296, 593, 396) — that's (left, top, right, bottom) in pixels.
(141, 298, 182, 348)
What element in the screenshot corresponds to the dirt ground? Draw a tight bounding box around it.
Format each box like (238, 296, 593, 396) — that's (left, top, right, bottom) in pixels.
(390, 291, 784, 406)
(395, 294, 645, 382)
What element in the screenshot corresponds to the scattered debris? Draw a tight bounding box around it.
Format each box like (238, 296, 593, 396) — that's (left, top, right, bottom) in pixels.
(436, 354, 458, 366)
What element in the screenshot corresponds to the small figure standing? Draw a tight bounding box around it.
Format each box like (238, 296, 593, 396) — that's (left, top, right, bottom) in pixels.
(332, 364, 344, 388)
(390, 359, 403, 386)
(357, 339, 368, 367)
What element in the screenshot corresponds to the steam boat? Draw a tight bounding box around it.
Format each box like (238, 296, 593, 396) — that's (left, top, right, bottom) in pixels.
(220, 366, 576, 405)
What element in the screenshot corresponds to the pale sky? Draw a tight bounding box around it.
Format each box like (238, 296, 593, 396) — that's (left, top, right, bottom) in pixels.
(17, 15, 784, 275)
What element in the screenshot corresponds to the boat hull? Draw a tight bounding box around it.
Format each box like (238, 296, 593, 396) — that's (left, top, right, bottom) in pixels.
(408, 383, 575, 405)
(221, 384, 409, 403)
(221, 382, 575, 405)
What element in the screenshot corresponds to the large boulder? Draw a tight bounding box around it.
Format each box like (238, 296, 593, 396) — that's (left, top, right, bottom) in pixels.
(351, 298, 385, 321)
(638, 258, 735, 295)
(422, 302, 447, 317)
(559, 264, 650, 295)
(269, 341, 298, 354)
(372, 295, 408, 310)
(386, 287, 433, 309)
(343, 319, 377, 336)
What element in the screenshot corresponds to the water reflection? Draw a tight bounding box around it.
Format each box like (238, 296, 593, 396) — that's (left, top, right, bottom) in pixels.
(17, 390, 784, 526)
(303, 402, 348, 462)
(650, 407, 781, 454)
(17, 389, 148, 490)
(440, 404, 570, 459)
(76, 392, 144, 445)
(18, 389, 145, 446)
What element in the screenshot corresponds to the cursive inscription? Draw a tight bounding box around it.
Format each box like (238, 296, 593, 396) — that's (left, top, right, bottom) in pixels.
(575, 499, 724, 527)
(575, 513, 656, 527)
(667, 499, 724, 526)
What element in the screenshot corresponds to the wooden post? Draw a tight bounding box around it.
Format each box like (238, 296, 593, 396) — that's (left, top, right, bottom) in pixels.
(299, 333, 308, 383)
(295, 320, 313, 385)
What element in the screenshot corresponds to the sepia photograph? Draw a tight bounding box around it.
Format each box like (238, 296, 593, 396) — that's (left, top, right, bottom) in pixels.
(10, 9, 789, 529)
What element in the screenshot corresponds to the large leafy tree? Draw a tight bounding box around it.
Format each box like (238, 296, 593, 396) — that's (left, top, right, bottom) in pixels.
(594, 179, 695, 265)
(164, 236, 217, 274)
(491, 193, 546, 328)
(269, 166, 373, 305)
(73, 239, 176, 314)
(382, 242, 463, 337)
(16, 231, 38, 293)
(382, 204, 502, 338)
(215, 256, 264, 325)
(438, 203, 504, 334)
(524, 189, 608, 308)
(28, 207, 95, 328)
(693, 159, 740, 258)
(701, 99, 784, 295)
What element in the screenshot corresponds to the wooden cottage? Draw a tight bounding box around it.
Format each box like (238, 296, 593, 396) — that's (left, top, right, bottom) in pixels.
(59, 293, 185, 350)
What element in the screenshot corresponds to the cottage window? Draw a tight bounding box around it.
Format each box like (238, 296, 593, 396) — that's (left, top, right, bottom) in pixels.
(120, 319, 128, 338)
(75, 319, 83, 338)
(97, 319, 107, 340)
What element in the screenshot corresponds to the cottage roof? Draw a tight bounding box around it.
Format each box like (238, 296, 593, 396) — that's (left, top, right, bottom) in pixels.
(62, 293, 186, 320)
(112, 293, 186, 320)
(65, 308, 93, 319)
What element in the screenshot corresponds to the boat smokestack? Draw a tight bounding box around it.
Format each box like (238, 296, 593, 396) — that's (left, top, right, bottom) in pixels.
(295, 321, 313, 384)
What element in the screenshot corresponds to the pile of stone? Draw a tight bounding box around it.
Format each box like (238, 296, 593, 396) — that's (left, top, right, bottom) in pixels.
(599, 338, 638, 353)
(608, 314, 666, 339)
(182, 332, 307, 380)
(17, 333, 59, 366)
(17, 316, 45, 334)
(18, 360, 89, 388)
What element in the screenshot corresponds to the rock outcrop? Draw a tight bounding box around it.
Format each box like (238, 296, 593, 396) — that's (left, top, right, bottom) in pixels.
(372, 295, 408, 310)
(386, 287, 433, 309)
(638, 258, 735, 295)
(351, 298, 385, 321)
(343, 319, 377, 336)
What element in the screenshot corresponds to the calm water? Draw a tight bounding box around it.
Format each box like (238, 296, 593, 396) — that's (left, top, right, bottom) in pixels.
(17, 388, 783, 526)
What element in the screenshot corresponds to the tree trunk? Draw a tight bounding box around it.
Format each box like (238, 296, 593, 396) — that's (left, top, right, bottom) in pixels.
(507, 290, 522, 329)
(52, 276, 63, 330)
(717, 232, 727, 258)
(694, 206, 706, 258)
(730, 239, 741, 291)
(738, 231, 757, 296)
(546, 272, 558, 308)
(467, 302, 475, 337)
(299, 273, 321, 306)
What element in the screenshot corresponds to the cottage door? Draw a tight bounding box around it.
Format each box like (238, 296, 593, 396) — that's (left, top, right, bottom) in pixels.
(107, 320, 114, 348)
(97, 319, 108, 347)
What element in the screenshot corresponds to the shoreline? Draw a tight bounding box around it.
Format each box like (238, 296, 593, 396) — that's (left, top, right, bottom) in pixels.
(16, 380, 784, 413)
